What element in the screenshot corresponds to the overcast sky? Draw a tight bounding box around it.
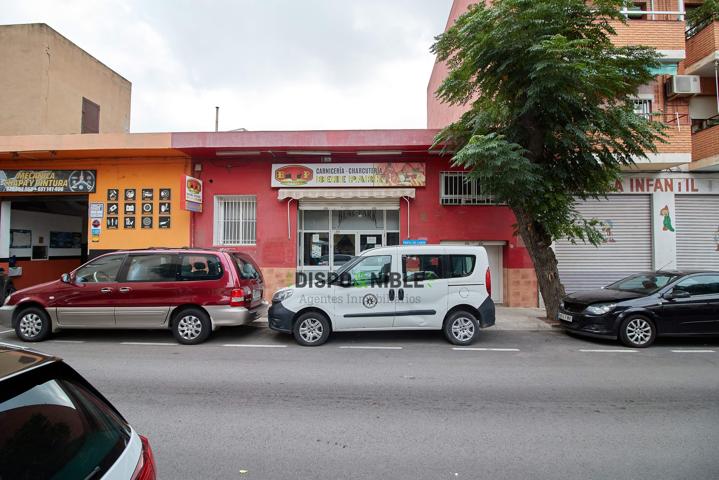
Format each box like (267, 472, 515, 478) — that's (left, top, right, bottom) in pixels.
(2, 0, 451, 133)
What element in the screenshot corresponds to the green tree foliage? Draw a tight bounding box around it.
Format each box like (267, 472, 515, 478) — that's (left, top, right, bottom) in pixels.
(431, 0, 665, 317)
(687, 0, 719, 32)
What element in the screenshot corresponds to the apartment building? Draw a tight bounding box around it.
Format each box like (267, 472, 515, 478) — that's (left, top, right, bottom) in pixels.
(0, 23, 131, 135)
(427, 0, 719, 297)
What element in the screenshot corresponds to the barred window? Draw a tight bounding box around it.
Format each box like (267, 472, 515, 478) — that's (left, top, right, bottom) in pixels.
(440, 171, 497, 205)
(213, 195, 257, 245)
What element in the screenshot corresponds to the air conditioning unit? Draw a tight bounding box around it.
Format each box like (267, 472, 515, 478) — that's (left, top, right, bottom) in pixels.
(665, 75, 701, 98)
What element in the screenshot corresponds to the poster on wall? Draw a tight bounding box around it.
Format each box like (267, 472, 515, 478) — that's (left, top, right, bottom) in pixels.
(182, 176, 203, 212)
(50, 232, 82, 249)
(10, 229, 31, 248)
(89, 203, 104, 219)
(271, 163, 426, 188)
(158, 216, 171, 229)
(0, 170, 96, 193)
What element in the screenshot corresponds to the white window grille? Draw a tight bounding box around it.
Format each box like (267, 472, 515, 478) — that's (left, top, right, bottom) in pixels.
(632, 99, 652, 118)
(440, 171, 497, 205)
(213, 195, 257, 245)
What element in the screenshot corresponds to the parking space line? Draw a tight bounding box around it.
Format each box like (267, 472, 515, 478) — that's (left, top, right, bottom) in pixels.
(579, 349, 637, 353)
(49, 340, 85, 344)
(338, 346, 403, 350)
(452, 347, 520, 352)
(0, 329, 13, 334)
(671, 349, 715, 353)
(223, 344, 287, 348)
(120, 342, 178, 346)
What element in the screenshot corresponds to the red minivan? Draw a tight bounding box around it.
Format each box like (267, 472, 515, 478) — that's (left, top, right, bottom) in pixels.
(0, 249, 265, 345)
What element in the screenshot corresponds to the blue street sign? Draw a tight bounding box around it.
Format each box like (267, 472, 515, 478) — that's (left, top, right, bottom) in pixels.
(402, 239, 427, 245)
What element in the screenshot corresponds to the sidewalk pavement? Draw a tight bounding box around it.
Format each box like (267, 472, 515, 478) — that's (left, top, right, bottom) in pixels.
(255, 305, 557, 332)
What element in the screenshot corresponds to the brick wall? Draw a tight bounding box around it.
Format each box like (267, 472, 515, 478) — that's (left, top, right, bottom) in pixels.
(692, 124, 719, 161)
(609, 19, 686, 50)
(503, 268, 538, 307)
(261, 267, 296, 299)
(685, 21, 718, 69)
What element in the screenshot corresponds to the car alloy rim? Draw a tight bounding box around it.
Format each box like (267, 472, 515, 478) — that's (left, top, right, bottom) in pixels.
(177, 315, 203, 340)
(451, 317, 475, 342)
(626, 318, 652, 345)
(299, 318, 323, 343)
(19, 313, 43, 338)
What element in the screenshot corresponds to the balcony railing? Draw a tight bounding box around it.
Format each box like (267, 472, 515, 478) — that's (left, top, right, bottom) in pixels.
(619, 8, 685, 22)
(638, 112, 691, 131)
(692, 114, 719, 134)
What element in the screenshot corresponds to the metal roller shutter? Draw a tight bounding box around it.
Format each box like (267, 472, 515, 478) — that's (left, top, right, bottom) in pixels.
(299, 198, 400, 210)
(676, 195, 719, 270)
(555, 195, 652, 293)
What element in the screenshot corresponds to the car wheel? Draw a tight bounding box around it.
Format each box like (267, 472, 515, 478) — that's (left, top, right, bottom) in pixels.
(619, 315, 656, 348)
(444, 310, 479, 346)
(172, 308, 211, 345)
(15, 307, 51, 342)
(293, 312, 330, 346)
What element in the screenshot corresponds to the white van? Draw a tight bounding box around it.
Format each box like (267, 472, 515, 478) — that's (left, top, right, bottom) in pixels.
(268, 245, 495, 346)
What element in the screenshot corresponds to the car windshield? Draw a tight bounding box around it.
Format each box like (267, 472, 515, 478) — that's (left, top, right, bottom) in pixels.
(0, 366, 130, 480)
(605, 273, 679, 294)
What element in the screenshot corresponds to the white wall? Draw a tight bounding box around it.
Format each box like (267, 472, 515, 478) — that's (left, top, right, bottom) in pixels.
(9, 209, 82, 259)
(689, 96, 718, 120)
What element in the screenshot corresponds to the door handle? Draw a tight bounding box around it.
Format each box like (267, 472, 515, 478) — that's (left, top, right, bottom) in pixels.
(389, 289, 395, 301)
(100, 288, 113, 293)
(398, 288, 404, 301)
(119, 287, 132, 293)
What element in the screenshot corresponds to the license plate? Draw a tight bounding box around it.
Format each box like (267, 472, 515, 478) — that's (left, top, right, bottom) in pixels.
(558, 312, 573, 322)
(252, 289, 261, 301)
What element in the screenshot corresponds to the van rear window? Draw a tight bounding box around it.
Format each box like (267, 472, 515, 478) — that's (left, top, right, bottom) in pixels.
(448, 255, 476, 278)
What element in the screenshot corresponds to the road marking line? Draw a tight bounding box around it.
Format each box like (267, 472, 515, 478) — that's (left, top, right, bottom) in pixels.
(579, 349, 637, 353)
(671, 349, 715, 353)
(223, 344, 287, 348)
(452, 347, 520, 352)
(0, 329, 14, 334)
(120, 342, 178, 346)
(50, 340, 85, 344)
(338, 346, 403, 350)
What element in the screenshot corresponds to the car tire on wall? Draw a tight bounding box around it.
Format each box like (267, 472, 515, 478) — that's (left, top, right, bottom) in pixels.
(619, 315, 656, 348)
(15, 307, 51, 342)
(293, 311, 331, 346)
(172, 308, 211, 345)
(443, 310, 479, 346)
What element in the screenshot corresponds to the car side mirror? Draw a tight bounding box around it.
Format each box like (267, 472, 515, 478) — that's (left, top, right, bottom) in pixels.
(664, 289, 690, 300)
(60, 273, 71, 284)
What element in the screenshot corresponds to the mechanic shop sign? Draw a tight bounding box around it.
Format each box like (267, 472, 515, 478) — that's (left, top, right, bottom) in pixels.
(0, 170, 97, 193)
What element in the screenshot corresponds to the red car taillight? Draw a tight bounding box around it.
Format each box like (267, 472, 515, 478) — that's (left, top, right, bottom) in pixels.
(485, 267, 492, 297)
(230, 287, 252, 307)
(131, 435, 156, 480)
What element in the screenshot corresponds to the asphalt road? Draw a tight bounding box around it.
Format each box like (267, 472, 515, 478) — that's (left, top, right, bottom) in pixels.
(2, 324, 719, 480)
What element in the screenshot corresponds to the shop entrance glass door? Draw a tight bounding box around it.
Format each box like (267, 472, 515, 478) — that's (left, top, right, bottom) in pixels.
(331, 231, 383, 270)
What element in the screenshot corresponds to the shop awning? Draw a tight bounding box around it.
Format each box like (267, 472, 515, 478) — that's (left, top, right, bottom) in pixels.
(277, 188, 415, 200)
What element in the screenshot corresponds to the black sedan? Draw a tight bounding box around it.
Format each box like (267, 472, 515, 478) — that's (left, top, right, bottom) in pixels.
(558, 271, 719, 347)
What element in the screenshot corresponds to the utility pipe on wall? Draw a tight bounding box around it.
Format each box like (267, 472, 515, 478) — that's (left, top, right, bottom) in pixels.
(402, 196, 411, 239)
(715, 60, 719, 114)
(287, 198, 294, 239)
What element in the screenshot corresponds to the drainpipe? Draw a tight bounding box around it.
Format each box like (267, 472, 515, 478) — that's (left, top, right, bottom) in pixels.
(402, 196, 411, 239)
(715, 60, 719, 115)
(677, 0, 684, 21)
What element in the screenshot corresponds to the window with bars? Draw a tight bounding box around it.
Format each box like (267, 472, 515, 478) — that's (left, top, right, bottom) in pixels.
(632, 99, 652, 118)
(440, 171, 497, 205)
(213, 195, 257, 245)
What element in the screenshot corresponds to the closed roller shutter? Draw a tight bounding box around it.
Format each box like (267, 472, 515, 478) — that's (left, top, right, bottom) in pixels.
(676, 195, 719, 270)
(555, 195, 652, 293)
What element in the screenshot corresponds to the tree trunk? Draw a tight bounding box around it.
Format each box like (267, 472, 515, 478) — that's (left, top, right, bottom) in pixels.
(512, 206, 566, 320)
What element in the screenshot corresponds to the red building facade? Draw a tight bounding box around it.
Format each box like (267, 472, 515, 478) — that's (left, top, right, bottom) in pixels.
(175, 130, 538, 306)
